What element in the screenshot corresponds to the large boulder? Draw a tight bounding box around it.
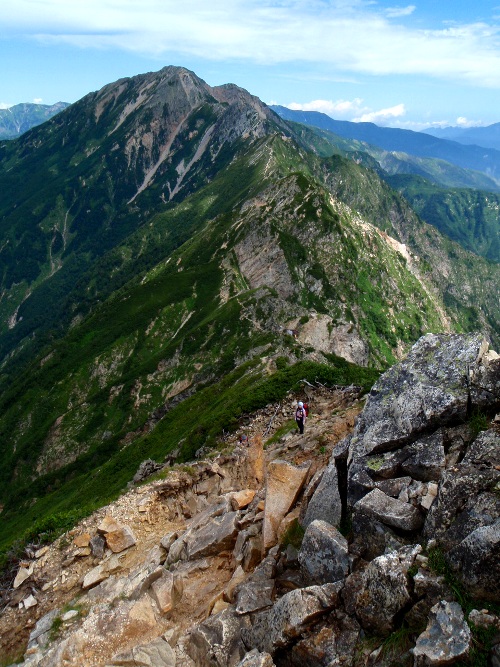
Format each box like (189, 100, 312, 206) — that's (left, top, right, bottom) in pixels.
(423, 429, 500, 599)
(186, 607, 251, 667)
(302, 462, 342, 528)
(285, 613, 361, 667)
(110, 636, 176, 666)
(241, 583, 342, 654)
(354, 488, 424, 532)
(348, 333, 490, 460)
(413, 601, 471, 665)
(448, 520, 500, 602)
(298, 520, 349, 585)
(343, 546, 420, 636)
(262, 460, 310, 551)
(235, 548, 278, 615)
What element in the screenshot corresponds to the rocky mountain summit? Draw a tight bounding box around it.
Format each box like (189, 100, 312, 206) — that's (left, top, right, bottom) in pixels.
(2, 332, 499, 666)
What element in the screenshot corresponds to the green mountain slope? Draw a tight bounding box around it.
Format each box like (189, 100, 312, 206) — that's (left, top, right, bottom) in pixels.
(387, 174, 500, 263)
(0, 66, 499, 555)
(0, 102, 70, 140)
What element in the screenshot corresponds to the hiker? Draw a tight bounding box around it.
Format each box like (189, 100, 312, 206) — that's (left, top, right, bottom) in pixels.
(238, 433, 249, 446)
(295, 401, 306, 434)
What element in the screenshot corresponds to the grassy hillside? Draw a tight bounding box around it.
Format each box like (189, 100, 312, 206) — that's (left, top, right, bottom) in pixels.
(387, 174, 500, 263)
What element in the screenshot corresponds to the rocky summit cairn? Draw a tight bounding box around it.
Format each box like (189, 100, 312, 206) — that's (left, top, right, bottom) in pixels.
(2, 333, 500, 666)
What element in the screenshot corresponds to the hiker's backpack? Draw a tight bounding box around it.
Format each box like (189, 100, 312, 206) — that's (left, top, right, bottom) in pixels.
(303, 402, 309, 417)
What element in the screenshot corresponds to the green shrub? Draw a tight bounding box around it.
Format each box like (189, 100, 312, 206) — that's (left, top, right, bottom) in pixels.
(281, 519, 305, 549)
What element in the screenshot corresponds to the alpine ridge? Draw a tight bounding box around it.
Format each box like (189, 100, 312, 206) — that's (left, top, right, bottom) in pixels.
(0, 65, 499, 589)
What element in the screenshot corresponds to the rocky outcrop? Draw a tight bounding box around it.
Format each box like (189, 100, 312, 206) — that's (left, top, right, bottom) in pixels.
(4, 337, 500, 667)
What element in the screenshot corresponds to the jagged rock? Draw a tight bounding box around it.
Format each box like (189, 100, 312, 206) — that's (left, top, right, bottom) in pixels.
(241, 582, 342, 654)
(469, 347, 500, 403)
(413, 601, 471, 665)
(349, 334, 489, 459)
(73, 533, 91, 548)
(343, 547, 418, 636)
(246, 436, 265, 489)
(98, 515, 122, 534)
(463, 428, 500, 467)
(231, 490, 256, 510)
(276, 507, 301, 543)
(298, 519, 349, 585)
(27, 608, 60, 649)
(160, 531, 179, 552)
(82, 553, 125, 589)
(236, 649, 275, 666)
(164, 500, 237, 565)
(224, 565, 247, 603)
(186, 607, 251, 667)
(354, 488, 424, 531)
(286, 613, 361, 667)
(448, 520, 500, 602)
(468, 609, 500, 629)
(399, 431, 446, 482)
(150, 570, 183, 614)
(132, 459, 166, 485)
(90, 533, 106, 558)
(109, 636, 176, 666)
(13, 563, 33, 589)
(375, 476, 412, 498)
(302, 461, 342, 528)
(186, 510, 240, 560)
(424, 464, 499, 547)
(262, 460, 310, 550)
(23, 594, 37, 609)
(126, 562, 164, 600)
(235, 548, 278, 615)
(106, 525, 137, 553)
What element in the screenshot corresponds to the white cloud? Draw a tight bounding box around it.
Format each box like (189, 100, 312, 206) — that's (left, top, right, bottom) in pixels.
(287, 98, 368, 118)
(384, 5, 416, 18)
(0, 103, 13, 109)
(33, 97, 43, 104)
(455, 116, 486, 127)
(285, 99, 407, 126)
(4, 1, 500, 87)
(354, 103, 406, 123)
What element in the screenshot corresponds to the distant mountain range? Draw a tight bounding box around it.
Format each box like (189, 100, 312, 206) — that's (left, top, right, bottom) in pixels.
(423, 122, 500, 151)
(271, 105, 500, 186)
(0, 102, 70, 139)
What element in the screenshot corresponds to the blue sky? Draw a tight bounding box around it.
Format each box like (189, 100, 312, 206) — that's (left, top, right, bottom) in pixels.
(2, 0, 500, 130)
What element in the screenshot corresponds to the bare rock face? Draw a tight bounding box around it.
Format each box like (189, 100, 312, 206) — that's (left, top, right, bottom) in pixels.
(413, 601, 471, 665)
(343, 546, 419, 636)
(302, 462, 342, 529)
(262, 460, 310, 551)
(109, 636, 176, 666)
(298, 520, 349, 585)
(354, 488, 424, 532)
(286, 613, 361, 667)
(348, 333, 491, 461)
(241, 583, 342, 654)
(186, 607, 251, 667)
(423, 429, 500, 599)
(150, 570, 183, 614)
(236, 649, 275, 666)
(235, 548, 278, 615)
